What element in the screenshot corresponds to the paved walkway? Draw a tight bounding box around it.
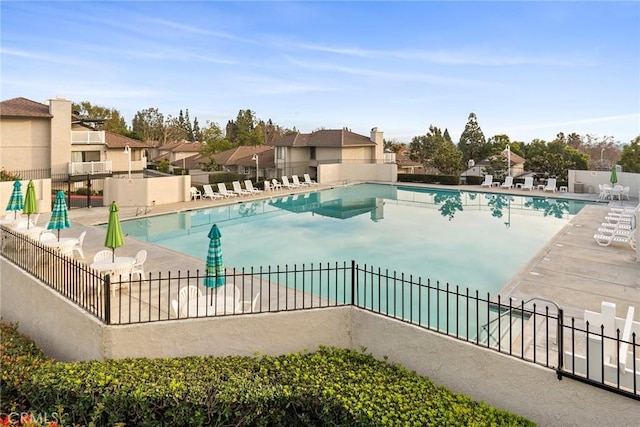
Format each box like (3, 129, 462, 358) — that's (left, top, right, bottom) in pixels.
(57, 182, 639, 321)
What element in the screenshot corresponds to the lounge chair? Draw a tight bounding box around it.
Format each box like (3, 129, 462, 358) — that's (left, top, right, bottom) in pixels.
(593, 230, 636, 249)
(282, 176, 299, 189)
(232, 181, 251, 196)
(521, 177, 534, 191)
(303, 173, 318, 186)
(480, 175, 493, 188)
(244, 180, 263, 194)
(189, 187, 202, 200)
(501, 176, 514, 189)
(203, 184, 224, 200)
(291, 175, 308, 187)
(543, 178, 557, 193)
(217, 183, 238, 198)
(271, 179, 283, 190)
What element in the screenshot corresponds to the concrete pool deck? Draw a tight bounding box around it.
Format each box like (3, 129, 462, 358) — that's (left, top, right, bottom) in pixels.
(62, 182, 639, 321)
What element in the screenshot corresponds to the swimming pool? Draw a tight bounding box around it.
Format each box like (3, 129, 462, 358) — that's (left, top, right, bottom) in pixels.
(120, 184, 594, 296)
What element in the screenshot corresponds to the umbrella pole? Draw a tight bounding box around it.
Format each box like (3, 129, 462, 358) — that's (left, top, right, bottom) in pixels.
(27, 214, 31, 229)
(112, 249, 115, 263)
(57, 229, 61, 242)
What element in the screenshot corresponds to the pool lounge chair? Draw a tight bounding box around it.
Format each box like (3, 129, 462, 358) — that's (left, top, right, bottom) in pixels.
(304, 174, 318, 186)
(593, 230, 636, 249)
(521, 177, 534, 191)
(202, 184, 223, 200)
(232, 181, 252, 196)
(282, 176, 299, 189)
(480, 175, 493, 188)
(217, 183, 238, 198)
(291, 175, 308, 187)
(501, 176, 514, 189)
(244, 180, 263, 194)
(543, 178, 557, 192)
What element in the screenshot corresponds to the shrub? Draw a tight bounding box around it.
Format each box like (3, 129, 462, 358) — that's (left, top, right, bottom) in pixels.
(397, 174, 460, 185)
(2, 323, 534, 426)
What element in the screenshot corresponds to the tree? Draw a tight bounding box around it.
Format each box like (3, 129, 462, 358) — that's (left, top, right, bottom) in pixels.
(618, 136, 640, 173)
(72, 101, 128, 135)
(523, 137, 589, 181)
(409, 125, 463, 175)
(132, 108, 165, 142)
(457, 113, 489, 164)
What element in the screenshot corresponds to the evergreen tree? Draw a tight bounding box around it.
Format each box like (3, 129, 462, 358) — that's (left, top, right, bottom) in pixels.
(457, 113, 489, 163)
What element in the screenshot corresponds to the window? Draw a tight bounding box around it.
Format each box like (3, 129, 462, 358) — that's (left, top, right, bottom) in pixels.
(71, 151, 101, 162)
(277, 147, 285, 160)
(310, 146, 316, 160)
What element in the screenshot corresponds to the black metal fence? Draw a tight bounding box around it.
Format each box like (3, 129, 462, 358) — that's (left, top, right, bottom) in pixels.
(1, 227, 638, 400)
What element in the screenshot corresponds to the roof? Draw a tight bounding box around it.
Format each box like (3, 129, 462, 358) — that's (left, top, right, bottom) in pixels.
(501, 149, 525, 164)
(171, 154, 203, 169)
(213, 145, 274, 167)
(105, 132, 152, 149)
(270, 129, 375, 148)
(157, 141, 203, 152)
(0, 97, 52, 118)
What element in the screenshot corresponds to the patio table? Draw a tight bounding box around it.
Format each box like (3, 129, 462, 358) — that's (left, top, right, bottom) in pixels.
(186, 294, 238, 316)
(90, 256, 136, 273)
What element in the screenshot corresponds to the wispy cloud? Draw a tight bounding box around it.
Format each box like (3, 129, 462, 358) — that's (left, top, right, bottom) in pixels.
(148, 18, 254, 43)
(503, 114, 640, 132)
(0, 48, 92, 67)
(293, 43, 595, 67)
(284, 56, 483, 86)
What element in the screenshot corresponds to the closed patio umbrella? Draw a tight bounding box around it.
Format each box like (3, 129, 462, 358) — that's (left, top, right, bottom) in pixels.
(203, 224, 225, 288)
(5, 180, 23, 219)
(610, 165, 618, 186)
(22, 180, 38, 229)
(48, 191, 71, 240)
(104, 201, 124, 262)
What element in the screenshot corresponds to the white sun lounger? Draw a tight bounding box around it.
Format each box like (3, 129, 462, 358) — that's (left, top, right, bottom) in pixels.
(244, 180, 263, 194)
(202, 184, 224, 200)
(217, 183, 238, 198)
(232, 181, 252, 196)
(480, 175, 493, 188)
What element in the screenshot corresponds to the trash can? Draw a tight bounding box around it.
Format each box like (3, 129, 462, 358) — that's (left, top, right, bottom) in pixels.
(574, 182, 584, 193)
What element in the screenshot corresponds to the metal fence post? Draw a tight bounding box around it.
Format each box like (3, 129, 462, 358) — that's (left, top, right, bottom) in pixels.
(350, 260, 355, 306)
(556, 308, 564, 380)
(104, 275, 111, 325)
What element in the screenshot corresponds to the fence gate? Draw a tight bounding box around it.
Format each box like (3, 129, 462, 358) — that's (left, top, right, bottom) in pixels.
(51, 173, 106, 209)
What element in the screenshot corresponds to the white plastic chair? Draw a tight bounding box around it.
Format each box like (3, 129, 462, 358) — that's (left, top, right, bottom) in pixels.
(109, 263, 132, 297)
(232, 181, 251, 196)
(177, 285, 202, 315)
(271, 179, 283, 190)
(501, 176, 514, 189)
(217, 183, 238, 198)
(190, 187, 202, 200)
(480, 175, 493, 188)
(303, 174, 318, 186)
(264, 180, 272, 191)
(244, 180, 263, 194)
(521, 177, 533, 191)
(543, 178, 557, 193)
(291, 175, 308, 187)
(131, 249, 147, 280)
(73, 231, 86, 259)
(203, 184, 223, 200)
(93, 250, 112, 263)
(242, 293, 261, 313)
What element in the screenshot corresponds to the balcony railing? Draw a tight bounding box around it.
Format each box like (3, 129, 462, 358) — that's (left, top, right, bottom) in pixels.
(71, 130, 105, 145)
(68, 161, 112, 175)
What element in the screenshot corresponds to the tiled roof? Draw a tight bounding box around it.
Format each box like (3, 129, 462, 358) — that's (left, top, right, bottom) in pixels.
(213, 145, 274, 167)
(171, 154, 202, 169)
(271, 129, 374, 148)
(105, 132, 152, 149)
(0, 97, 51, 118)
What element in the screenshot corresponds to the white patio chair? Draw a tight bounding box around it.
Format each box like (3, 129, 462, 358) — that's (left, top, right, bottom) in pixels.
(282, 176, 299, 189)
(480, 175, 493, 188)
(303, 174, 318, 186)
(109, 263, 132, 297)
(291, 175, 308, 187)
(521, 177, 534, 191)
(189, 186, 202, 200)
(217, 183, 238, 198)
(232, 180, 251, 196)
(241, 293, 261, 313)
(543, 178, 557, 193)
(177, 285, 203, 315)
(501, 176, 514, 189)
(271, 179, 283, 190)
(264, 180, 272, 191)
(202, 184, 223, 200)
(131, 249, 147, 280)
(73, 231, 86, 259)
(93, 250, 112, 263)
(244, 180, 263, 194)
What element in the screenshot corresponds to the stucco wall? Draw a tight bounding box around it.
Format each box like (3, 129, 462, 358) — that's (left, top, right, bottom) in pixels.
(104, 175, 191, 207)
(0, 265, 636, 426)
(350, 309, 639, 427)
(104, 308, 352, 359)
(0, 118, 51, 171)
(319, 163, 397, 183)
(0, 259, 104, 361)
(569, 169, 640, 197)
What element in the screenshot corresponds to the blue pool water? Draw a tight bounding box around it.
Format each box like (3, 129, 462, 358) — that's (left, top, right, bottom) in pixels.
(120, 184, 594, 296)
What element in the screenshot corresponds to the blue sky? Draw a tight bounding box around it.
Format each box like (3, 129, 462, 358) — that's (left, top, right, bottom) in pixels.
(2, 1, 639, 144)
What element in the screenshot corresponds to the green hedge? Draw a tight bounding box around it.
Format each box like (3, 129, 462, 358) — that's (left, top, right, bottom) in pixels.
(207, 172, 247, 185)
(1, 322, 534, 427)
(397, 174, 460, 185)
